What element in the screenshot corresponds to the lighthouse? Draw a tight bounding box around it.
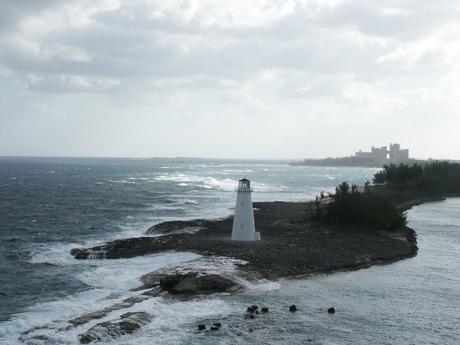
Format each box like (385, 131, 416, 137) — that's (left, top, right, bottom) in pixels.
(231, 178, 260, 241)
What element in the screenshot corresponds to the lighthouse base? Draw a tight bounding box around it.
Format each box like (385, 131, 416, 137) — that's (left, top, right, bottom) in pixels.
(231, 190, 260, 241)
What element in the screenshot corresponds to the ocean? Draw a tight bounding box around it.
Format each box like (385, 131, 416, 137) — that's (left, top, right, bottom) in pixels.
(0, 157, 458, 344)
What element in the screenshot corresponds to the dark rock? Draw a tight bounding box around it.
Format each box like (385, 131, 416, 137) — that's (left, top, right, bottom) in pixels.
(328, 307, 335, 314)
(147, 220, 206, 234)
(70, 310, 109, 326)
(251, 305, 258, 311)
(72, 236, 179, 260)
(213, 322, 222, 328)
(31, 334, 50, 341)
(210, 326, 219, 331)
(159, 272, 240, 295)
(137, 272, 170, 290)
(78, 312, 152, 343)
(68, 296, 148, 326)
(71, 248, 88, 259)
(261, 307, 269, 313)
(289, 305, 297, 312)
(198, 324, 206, 331)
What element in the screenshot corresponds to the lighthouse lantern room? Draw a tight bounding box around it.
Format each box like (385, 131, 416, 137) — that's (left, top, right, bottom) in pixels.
(231, 178, 260, 241)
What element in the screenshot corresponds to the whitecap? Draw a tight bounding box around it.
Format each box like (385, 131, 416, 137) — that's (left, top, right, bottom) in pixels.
(2, 252, 203, 345)
(154, 174, 236, 191)
(108, 179, 136, 184)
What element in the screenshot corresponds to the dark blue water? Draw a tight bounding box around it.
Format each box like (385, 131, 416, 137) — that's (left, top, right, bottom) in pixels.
(1, 157, 459, 344)
(0, 157, 377, 323)
(0, 157, 193, 320)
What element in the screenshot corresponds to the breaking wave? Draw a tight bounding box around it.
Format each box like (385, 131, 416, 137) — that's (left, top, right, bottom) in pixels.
(153, 173, 289, 192)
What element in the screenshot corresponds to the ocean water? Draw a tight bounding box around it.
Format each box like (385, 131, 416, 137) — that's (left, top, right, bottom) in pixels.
(0, 157, 458, 344)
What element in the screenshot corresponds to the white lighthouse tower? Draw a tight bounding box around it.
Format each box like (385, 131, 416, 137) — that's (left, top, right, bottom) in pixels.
(231, 178, 260, 241)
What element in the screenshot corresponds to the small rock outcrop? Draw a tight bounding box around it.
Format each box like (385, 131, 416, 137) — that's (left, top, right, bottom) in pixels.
(136, 270, 241, 297)
(69, 296, 148, 326)
(147, 220, 206, 235)
(78, 312, 152, 344)
(289, 305, 297, 312)
(327, 307, 335, 314)
(160, 272, 241, 295)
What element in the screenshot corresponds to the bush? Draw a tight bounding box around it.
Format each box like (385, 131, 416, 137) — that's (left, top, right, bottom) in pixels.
(314, 182, 406, 231)
(373, 161, 460, 195)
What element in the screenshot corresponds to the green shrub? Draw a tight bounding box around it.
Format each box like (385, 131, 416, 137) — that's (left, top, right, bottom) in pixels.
(373, 161, 460, 195)
(314, 182, 406, 231)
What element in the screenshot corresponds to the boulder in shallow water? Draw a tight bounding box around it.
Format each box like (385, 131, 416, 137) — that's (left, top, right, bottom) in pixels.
(328, 307, 335, 314)
(247, 306, 256, 313)
(159, 272, 241, 295)
(78, 312, 152, 344)
(138, 272, 169, 290)
(289, 305, 297, 312)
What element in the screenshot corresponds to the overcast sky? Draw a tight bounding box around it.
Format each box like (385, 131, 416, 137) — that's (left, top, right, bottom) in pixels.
(0, 0, 459, 159)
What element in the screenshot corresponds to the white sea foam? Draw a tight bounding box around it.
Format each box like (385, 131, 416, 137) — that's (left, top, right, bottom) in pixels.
(236, 278, 281, 291)
(29, 242, 100, 266)
(3, 252, 274, 345)
(127, 177, 151, 181)
(2, 252, 203, 344)
(153, 173, 289, 193)
(154, 173, 236, 191)
(161, 255, 248, 277)
(108, 179, 136, 184)
(18, 238, 281, 345)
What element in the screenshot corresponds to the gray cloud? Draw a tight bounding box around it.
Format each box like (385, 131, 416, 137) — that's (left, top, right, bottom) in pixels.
(0, 0, 459, 159)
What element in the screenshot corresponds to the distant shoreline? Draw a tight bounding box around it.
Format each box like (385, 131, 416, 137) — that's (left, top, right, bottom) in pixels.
(288, 157, 435, 168)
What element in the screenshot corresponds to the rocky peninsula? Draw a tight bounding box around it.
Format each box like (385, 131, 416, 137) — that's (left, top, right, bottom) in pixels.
(29, 161, 458, 343)
(71, 200, 418, 279)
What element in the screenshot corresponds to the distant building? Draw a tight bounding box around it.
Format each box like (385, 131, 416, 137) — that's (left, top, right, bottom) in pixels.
(354, 143, 409, 165)
(389, 143, 409, 162)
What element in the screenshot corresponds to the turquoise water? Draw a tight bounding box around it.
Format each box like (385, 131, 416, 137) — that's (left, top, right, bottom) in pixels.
(206, 198, 460, 344)
(1, 158, 458, 344)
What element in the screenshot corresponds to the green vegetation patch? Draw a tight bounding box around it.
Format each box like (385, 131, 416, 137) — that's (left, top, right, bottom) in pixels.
(373, 161, 460, 195)
(314, 182, 406, 231)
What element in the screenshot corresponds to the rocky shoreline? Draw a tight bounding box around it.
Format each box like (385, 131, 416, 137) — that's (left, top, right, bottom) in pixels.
(71, 200, 418, 279)
(19, 199, 423, 343)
